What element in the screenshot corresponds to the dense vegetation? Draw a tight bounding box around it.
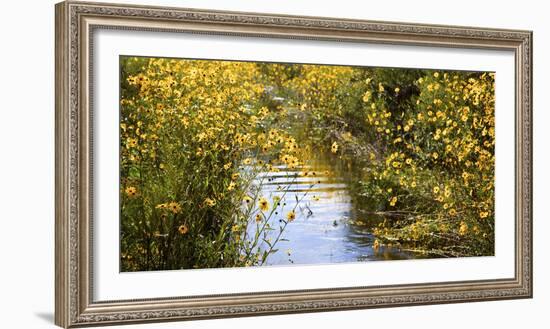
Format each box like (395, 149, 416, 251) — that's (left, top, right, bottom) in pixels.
(120, 56, 494, 271)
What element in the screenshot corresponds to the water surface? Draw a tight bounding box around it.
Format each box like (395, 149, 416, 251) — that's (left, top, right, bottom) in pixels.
(248, 151, 421, 266)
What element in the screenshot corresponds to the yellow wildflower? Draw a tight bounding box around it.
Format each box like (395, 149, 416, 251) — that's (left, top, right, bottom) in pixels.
(258, 197, 269, 212)
(168, 201, 181, 214)
(125, 186, 137, 197)
(126, 138, 138, 148)
(362, 91, 372, 102)
(459, 221, 468, 236)
(178, 224, 189, 235)
(286, 210, 296, 222)
(331, 141, 339, 154)
(204, 197, 216, 207)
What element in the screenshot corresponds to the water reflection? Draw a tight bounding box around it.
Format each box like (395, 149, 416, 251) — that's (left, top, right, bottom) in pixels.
(248, 151, 420, 266)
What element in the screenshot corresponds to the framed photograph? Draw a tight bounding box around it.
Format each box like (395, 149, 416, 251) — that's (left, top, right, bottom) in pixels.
(55, 1, 532, 327)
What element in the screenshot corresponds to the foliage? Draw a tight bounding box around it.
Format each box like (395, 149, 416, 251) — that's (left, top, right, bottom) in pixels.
(362, 71, 495, 257)
(275, 65, 495, 257)
(120, 57, 308, 271)
(120, 56, 495, 271)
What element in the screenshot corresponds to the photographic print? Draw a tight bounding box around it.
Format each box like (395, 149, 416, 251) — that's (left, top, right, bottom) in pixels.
(119, 57, 495, 272)
(56, 3, 532, 326)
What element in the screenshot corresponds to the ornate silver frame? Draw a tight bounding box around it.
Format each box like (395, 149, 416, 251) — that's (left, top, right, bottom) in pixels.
(55, 1, 533, 327)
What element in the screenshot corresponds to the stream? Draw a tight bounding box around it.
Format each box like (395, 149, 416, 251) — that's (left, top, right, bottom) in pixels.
(249, 149, 421, 266)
